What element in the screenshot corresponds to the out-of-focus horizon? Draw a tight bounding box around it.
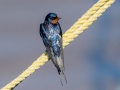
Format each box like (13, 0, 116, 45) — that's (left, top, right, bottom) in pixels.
(0, 0, 120, 90)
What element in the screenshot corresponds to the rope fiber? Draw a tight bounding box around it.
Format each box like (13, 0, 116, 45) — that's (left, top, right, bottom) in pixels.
(1, 0, 115, 90)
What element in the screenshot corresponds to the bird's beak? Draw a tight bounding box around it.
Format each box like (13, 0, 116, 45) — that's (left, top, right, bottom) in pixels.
(58, 17, 61, 19)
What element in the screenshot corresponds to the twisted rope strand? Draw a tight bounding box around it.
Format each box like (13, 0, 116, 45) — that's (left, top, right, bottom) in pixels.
(62, 0, 115, 48)
(1, 0, 115, 90)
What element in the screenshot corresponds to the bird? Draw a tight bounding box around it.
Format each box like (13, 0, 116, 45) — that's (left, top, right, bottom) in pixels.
(39, 13, 67, 85)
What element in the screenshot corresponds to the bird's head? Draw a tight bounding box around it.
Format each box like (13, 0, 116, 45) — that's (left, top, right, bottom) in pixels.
(45, 13, 61, 24)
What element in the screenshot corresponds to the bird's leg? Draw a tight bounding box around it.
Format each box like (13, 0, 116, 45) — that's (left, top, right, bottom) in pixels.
(45, 49, 51, 59)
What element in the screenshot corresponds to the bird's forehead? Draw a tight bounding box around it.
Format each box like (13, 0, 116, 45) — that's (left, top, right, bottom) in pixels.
(50, 14, 57, 18)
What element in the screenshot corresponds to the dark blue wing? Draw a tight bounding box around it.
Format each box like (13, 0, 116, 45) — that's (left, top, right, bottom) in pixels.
(40, 23, 51, 47)
(58, 23, 62, 37)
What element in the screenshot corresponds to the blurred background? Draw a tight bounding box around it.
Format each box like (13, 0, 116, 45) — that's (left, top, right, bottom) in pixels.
(0, 0, 120, 90)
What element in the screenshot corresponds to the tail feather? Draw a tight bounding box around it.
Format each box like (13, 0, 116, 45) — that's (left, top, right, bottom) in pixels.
(56, 57, 67, 85)
(62, 70, 67, 83)
(58, 72, 63, 86)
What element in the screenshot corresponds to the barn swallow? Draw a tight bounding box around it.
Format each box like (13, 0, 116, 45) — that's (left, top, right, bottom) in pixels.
(39, 13, 67, 85)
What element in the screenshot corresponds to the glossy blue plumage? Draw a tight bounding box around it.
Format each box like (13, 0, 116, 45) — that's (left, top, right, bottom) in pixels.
(39, 13, 67, 85)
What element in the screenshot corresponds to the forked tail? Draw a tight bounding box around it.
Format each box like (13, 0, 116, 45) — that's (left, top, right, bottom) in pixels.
(58, 72, 63, 86)
(62, 70, 67, 83)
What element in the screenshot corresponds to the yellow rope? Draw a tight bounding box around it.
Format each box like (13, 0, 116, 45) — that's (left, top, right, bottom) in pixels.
(1, 0, 115, 90)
